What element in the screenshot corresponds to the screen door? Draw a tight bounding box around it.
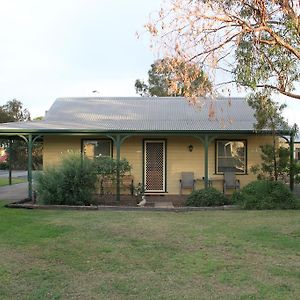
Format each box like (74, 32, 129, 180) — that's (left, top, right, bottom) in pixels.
(144, 140, 166, 192)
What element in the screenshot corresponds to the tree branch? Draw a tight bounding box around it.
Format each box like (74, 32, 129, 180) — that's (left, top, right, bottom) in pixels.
(256, 84, 300, 99)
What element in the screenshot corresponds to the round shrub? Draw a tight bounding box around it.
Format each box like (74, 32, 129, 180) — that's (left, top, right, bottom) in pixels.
(232, 180, 300, 210)
(185, 187, 228, 207)
(35, 154, 97, 205)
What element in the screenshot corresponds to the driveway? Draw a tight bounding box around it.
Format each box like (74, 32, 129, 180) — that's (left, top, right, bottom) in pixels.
(0, 170, 28, 178)
(0, 182, 28, 201)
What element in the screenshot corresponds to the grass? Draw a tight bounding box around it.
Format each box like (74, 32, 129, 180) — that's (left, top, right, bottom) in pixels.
(0, 202, 299, 300)
(0, 177, 27, 187)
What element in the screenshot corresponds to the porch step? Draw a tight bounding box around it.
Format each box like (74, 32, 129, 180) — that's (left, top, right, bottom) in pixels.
(154, 201, 174, 208)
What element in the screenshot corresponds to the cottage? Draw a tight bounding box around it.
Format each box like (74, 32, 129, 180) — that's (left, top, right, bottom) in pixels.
(0, 97, 293, 200)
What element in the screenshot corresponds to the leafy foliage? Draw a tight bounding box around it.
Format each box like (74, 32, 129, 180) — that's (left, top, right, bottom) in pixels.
(0, 99, 42, 170)
(35, 154, 97, 205)
(146, 1, 300, 100)
(248, 91, 292, 181)
(94, 156, 131, 180)
(232, 180, 300, 210)
(135, 58, 211, 97)
(251, 145, 291, 181)
(294, 162, 300, 183)
(0, 162, 8, 170)
(185, 187, 228, 207)
(247, 91, 288, 132)
(0, 99, 30, 123)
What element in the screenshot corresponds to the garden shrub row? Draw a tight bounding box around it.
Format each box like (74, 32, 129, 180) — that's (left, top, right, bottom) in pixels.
(36, 153, 300, 209)
(185, 187, 228, 207)
(185, 180, 300, 209)
(231, 180, 300, 210)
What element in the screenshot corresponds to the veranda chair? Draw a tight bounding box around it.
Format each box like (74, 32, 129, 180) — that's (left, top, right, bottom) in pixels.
(179, 172, 196, 195)
(223, 168, 240, 194)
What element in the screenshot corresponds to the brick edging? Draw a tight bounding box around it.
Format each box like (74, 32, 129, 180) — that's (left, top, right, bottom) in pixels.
(5, 203, 239, 212)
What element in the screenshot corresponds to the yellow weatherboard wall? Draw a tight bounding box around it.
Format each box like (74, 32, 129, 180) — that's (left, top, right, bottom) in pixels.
(43, 136, 81, 167)
(43, 134, 273, 194)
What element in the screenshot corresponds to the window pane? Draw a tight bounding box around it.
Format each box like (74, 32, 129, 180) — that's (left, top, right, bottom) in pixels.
(217, 140, 246, 173)
(83, 140, 111, 159)
(296, 148, 300, 161)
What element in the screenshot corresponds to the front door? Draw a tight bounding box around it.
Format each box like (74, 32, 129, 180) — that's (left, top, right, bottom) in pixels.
(144, 140, 166, 192)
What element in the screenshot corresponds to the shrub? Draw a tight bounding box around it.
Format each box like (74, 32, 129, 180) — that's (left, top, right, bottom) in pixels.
(93, 156, 131, 194)
(0, 161, 8, 170)
(185, 187, 228, 207)
(94, 156, 131, 179)
(232, 180, 300, 209)
(35, 154, 97, 205)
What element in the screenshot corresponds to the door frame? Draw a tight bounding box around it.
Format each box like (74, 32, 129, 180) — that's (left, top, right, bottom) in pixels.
(143, 139, 167, 193)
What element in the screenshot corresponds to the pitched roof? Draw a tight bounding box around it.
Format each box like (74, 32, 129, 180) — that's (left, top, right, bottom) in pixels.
(0, 96, 270, 133)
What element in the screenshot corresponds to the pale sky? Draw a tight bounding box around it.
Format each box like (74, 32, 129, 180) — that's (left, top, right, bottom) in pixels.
(0, 0, 299, 127)
(0, 0, 161, 117)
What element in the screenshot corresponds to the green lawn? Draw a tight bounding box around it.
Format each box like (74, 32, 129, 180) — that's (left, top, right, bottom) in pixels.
(0, 178, 27, 187)
(0, 202, 299, 300)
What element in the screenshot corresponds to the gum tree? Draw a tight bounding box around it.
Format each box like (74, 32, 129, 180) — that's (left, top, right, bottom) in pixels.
(144, 1, 300, 101)
(135, 57, 212, 97)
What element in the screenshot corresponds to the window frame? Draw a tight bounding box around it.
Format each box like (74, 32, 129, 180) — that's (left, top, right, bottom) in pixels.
(215, 139, 247, 175)
(81, 138, 113, 159)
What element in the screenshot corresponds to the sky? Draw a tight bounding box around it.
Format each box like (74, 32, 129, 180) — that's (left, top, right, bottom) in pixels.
(0, 0, 161, 117)
(0, 0, 299, 126)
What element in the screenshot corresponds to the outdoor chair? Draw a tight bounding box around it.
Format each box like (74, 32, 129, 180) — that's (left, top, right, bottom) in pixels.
(223, 168, 240, 194)
(179, 172, 196, 195)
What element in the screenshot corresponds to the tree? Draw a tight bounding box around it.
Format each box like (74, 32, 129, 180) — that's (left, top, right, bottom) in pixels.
(135, 57, 212, 97)
(0, 100, 43, 170)
(0, 99, 30, 122)
(145, 1, 300, 100)
(248, 91, 290, 181)
(251, 144, 291, 181)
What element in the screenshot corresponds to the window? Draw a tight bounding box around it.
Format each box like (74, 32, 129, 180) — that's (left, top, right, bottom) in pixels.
(82, 139, 112, 159)
(295, 148, 300, 161)
(216, 140, 246, 174)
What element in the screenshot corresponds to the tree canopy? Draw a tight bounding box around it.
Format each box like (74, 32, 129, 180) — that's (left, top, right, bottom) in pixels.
(135, 57, 212, 97)
(145, 1, 300, 100)
(0, 100, 39, 170)
(0, 99, 30, 123)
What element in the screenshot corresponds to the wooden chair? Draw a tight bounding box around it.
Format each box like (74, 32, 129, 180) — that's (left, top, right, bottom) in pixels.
(223, 168, 240, 194)
(180, 172, 196, 195)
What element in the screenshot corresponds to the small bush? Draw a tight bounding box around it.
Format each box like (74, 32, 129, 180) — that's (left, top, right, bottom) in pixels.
(0, 162, 8, 170)
(232, 180, 300, 210)
(35, 154, 97, 205)
(185, 187, 228, 207)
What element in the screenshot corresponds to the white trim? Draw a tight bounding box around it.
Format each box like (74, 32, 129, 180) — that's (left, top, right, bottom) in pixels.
(144, 140, 166, 192)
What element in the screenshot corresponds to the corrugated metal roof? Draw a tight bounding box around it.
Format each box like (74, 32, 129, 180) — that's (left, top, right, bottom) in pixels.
(0, 96, 260, 132)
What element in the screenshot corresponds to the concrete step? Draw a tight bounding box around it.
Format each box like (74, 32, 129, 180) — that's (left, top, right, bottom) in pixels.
(154, 201, 174, 208)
